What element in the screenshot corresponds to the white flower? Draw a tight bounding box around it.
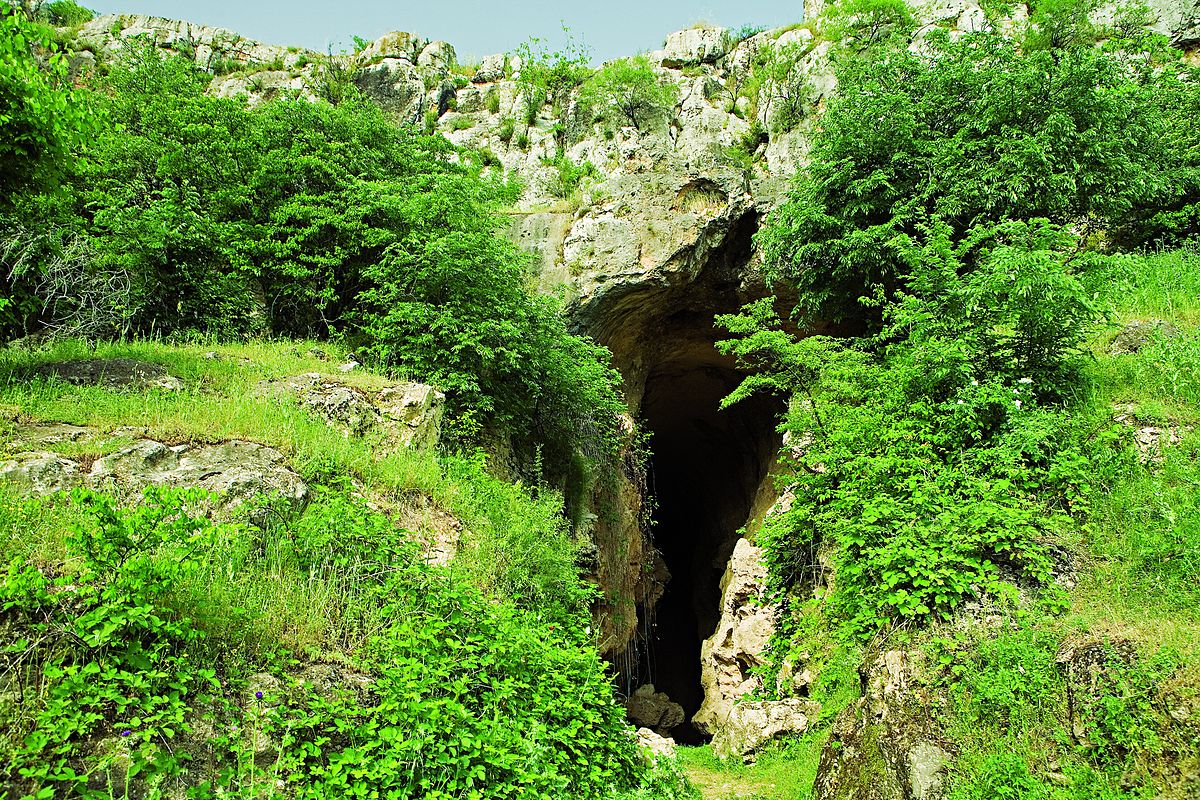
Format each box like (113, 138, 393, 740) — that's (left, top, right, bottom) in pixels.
(1014, 399, 1022, 409)
(971, 380, 979, 386)
(1018, 377, 1033, 385)
(957, 400, 964, 405)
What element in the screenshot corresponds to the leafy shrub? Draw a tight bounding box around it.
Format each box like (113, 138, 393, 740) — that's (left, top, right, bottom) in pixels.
(512, 27, 592, 135)
(0, 3, 92, 201)
(486, 89, 501, 113)
(39, 0, 94, 26)
(578, 55, 679, 133)
(497, 115, 515, 143)
(13, 43, 624, 481)
(540, 154, 598, 198)
(0, 487, 658, 798)
(757, 28, 1175, 326)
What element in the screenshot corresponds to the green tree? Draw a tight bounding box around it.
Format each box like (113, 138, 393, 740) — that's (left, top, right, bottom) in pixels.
(757, 28, 1167, 325)
(578, 54, 679, 133)
(0, 1, 91, 202)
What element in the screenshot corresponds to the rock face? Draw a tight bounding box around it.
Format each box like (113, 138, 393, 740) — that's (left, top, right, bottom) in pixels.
(712, 698, 823, 760)
(694, 538, 776, 734)
(33, 359, 183, 392)
(814, 649, 952, 800)
(77, 15, 312, 72)
(260, 373, 444, 449)
(625, 684, 686, 735)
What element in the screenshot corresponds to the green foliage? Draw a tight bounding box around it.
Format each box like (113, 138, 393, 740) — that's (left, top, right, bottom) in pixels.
(6, 43, 624, 480)
(719, 219, 1110, 634)
(732, 23, 768, 41)
(0, 2, 92, 202)
(1, 486, 662, 798)
(758, 28, 1175, 325)
(512, 27, 592, 137)
(578, 55, 679, 133)
(540, 154, 597, 198)
(821, 0, 916, 47)
(746, 40, 811, 132)
(497, 115, 516, 143)
(38, 0, 93, 26)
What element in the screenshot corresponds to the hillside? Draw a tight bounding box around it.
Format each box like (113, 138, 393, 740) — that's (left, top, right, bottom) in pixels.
(3, 0, 1200, 797)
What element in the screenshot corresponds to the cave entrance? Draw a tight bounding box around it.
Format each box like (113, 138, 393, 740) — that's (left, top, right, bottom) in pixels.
(636, 335, 783, 743)
(576, 209, 789, 741)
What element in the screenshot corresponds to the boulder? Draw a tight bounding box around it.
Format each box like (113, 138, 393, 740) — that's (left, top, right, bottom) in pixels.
(472, 53, 507, 83)
(356, 31, 425, 65)
(814, 648, 952, 800)
(418, 40, 457, 71)
(89, 439, 308, 510)
(0, 452, 80, 495)
(661, 26, 733, 67)
(33, 359, 183, 392)
(625, 684, 685, 734)
(355, 58, 426, 120)
(694, 538, 776, 735)
(711, 699, 822, 760)
(635, 727, 678, 763)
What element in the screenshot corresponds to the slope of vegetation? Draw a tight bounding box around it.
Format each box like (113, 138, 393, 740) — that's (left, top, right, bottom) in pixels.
(0, 2, 695, 797)
(714, 2, 1200, 797)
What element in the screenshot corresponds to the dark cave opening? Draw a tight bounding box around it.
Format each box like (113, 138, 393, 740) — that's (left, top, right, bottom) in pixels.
(582, 209, 792, 741)
(636, 338, 783, 744)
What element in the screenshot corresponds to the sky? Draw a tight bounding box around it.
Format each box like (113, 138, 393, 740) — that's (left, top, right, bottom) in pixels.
(84, 1, 807, 63)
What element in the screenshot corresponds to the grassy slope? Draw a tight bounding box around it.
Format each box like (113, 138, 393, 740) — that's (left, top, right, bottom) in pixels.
(681, 245, 1200, 799)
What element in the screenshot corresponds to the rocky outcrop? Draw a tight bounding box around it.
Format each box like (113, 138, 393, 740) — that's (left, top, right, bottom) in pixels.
(814, 649, 952, 800)
(694, 538, 776, 734)
(0, 424, 308, 511)
(712, 698, 823, 760)
(76, 14, 313, 72)
(625, 684, 686, 735)
(89, 439, 308, 509)
(259, 373, 444, 449)
(660, 26, 735, 67)
(33, 359, 183, 391)
(1108, 318, 1177, 355)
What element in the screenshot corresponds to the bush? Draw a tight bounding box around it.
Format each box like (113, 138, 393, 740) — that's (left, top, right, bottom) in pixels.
(578, 55, 679, 133)
(39, 0, 93, 26)
(757, 28, 1175, 326)
(540, 154, 597, 198)
(0, 488, 653, 798)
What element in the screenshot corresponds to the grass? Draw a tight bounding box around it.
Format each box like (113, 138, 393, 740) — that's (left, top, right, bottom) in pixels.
(930, 244, 1200, 798)
(0, 337, 584, 655)
(678, 736, 826, 800)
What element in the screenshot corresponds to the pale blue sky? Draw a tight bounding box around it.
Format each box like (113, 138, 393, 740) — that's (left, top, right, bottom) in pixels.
(86, 1, 806, 63)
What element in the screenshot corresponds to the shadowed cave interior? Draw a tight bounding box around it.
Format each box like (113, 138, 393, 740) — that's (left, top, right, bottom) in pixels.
(636, 341, 783, 744)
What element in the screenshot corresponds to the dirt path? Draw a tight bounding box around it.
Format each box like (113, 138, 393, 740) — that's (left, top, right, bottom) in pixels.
(683, 763, 774, 800)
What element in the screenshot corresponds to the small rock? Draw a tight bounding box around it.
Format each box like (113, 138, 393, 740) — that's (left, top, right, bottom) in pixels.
(1109, 318, 1176, 355)
(635, 727, 677, 763)
(203, 351, 219, 360)
(710, 699, 821, 760)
